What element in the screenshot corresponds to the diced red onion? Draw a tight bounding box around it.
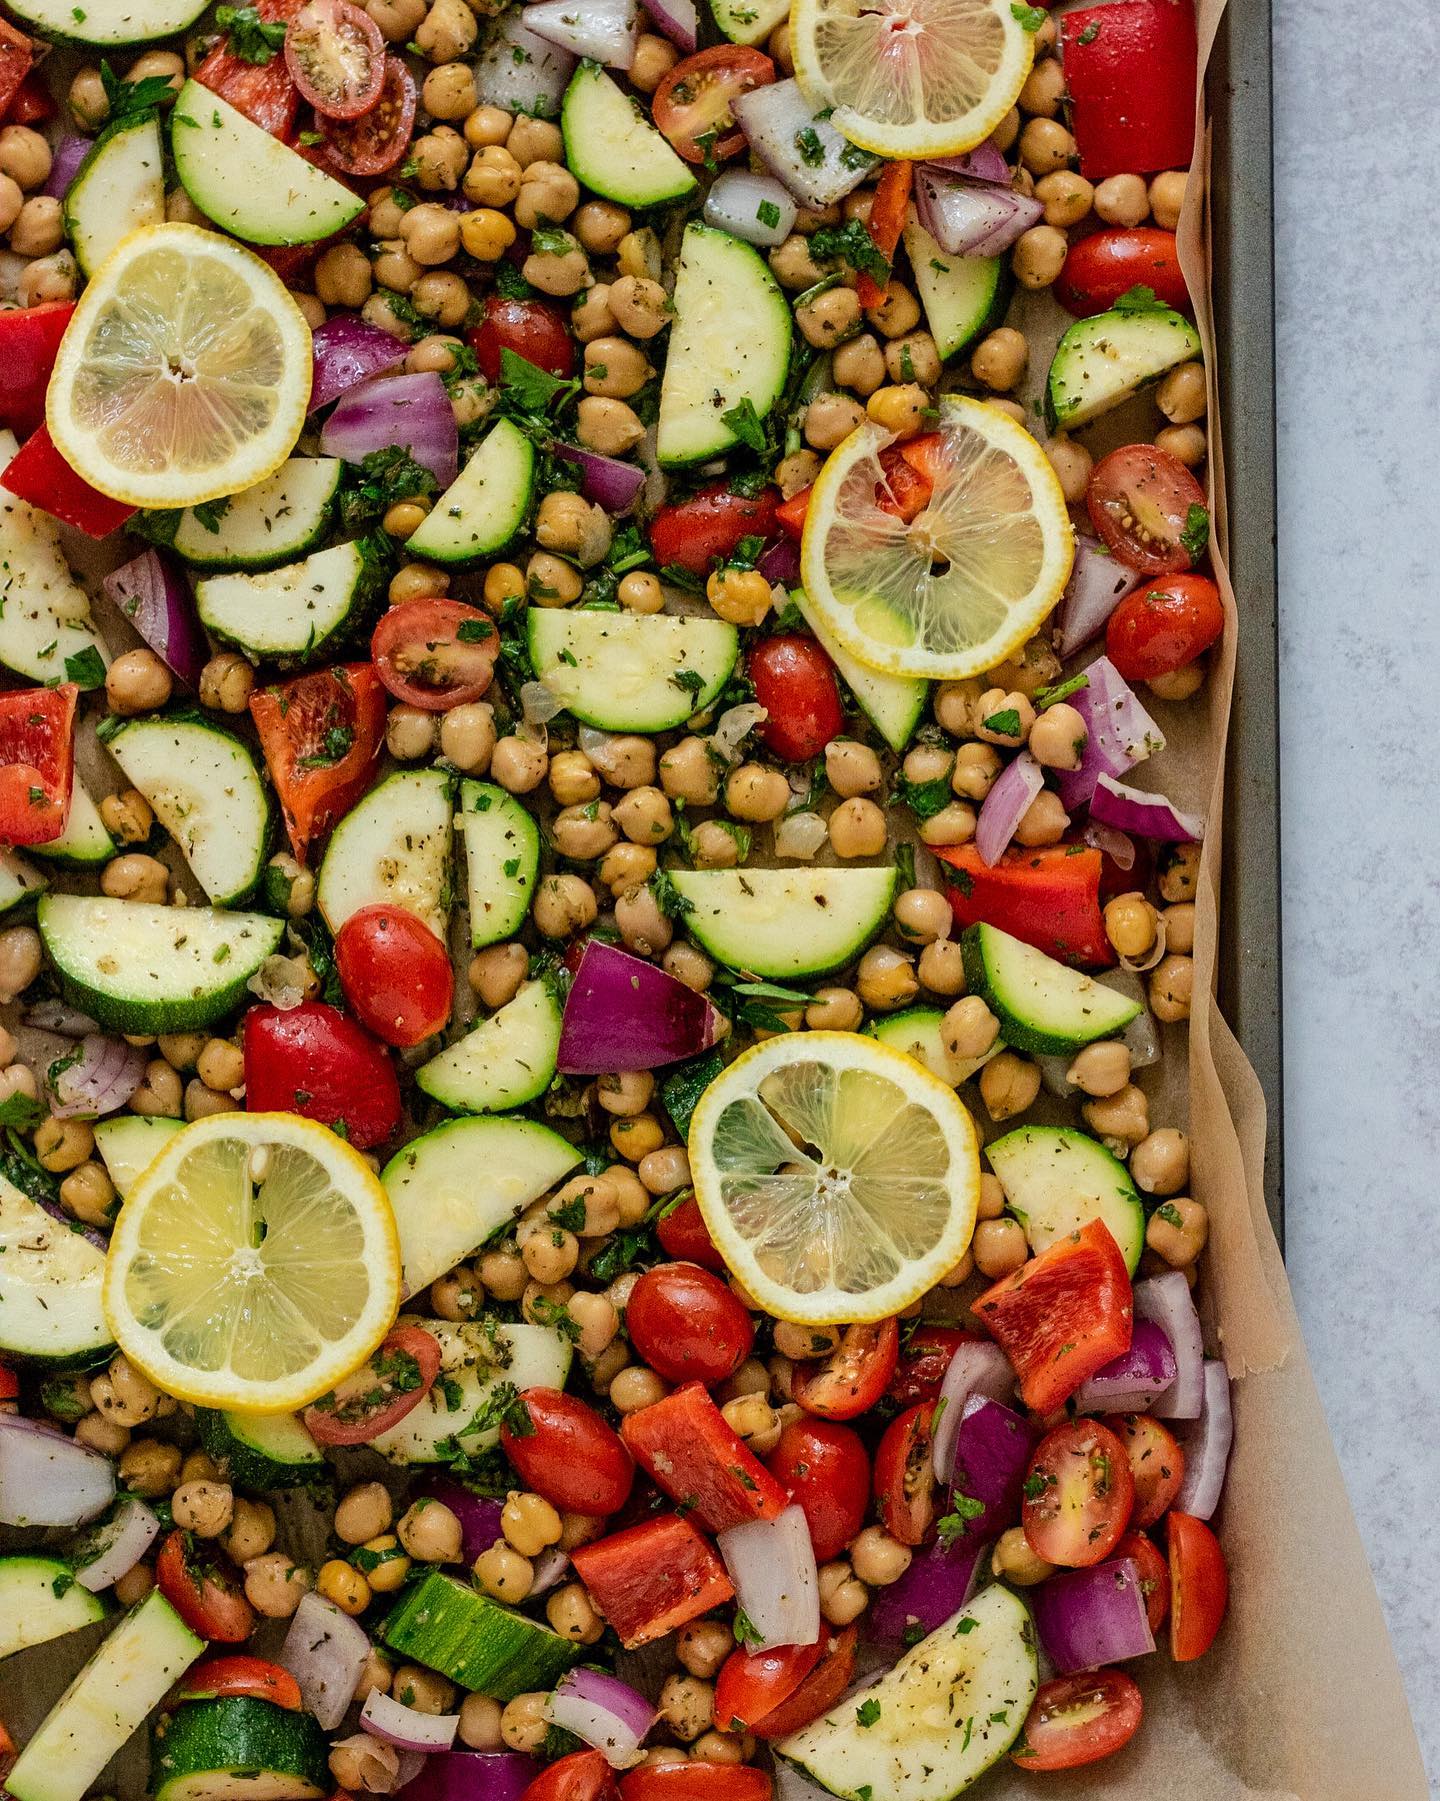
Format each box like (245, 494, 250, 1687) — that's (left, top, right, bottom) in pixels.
(309, 317, 408, 415)
(947, 1397, 1035, 1541)
(530, 1545, 569, 1594)
(865, 1534, 990, 1645)
(544, 1668, 656, 1769)
(733, 79, 877, 209)
(757, 537, 800, 585)
(914, 166, 1042, 256)
(47, 1034, 147, 1120)
(399, 1753, 541, 1801)
(523, 0, 638, 68)
(44, 135, 92, 199)
(1090, 773, 1205, 844)
(363, 1689, 460, 1753)
(552, 443, 647, 514)
(1054, 657, 1164, 812)
(1072, 1319, 1177, 1415)
(416, 1478, 504, 1563)
(1083, 820, 1135, 869)
(1133, 1272, 1204, 1420)
(1173, 1359, 1233, 1520)
(1032, 1558, 1155, 1673)
(475, 12, 576, 114)
(558, 939, 726, 1074)
(931, 1341, 1017, 1484)
(0, 1415, 115, 1527)
(280, 1592, 372, 1731)
(703, 170, 797, 248)
(396, 1752, 428, 1790)
(25, 1000, 101, 1036)
(1055, 536, 1146, 659)
(639, 0, 696, 49)
(923, 142, 1010, 185)
(716, 1504, 819, 1651)
(103, 548, 208, 689)
(975, 750, 1044, 866)
(74, 1496, 161, 1592)
(320, 372, 459, 489)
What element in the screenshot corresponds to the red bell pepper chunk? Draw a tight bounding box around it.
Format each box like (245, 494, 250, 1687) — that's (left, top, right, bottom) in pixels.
(0, 683, 77, 847)
(1061, 0, 1198, 181)
(0, 20, 35, 125)
(6, 69, 53, 125)
(2, 425, 137, 539)
(975, 1219, 1133, 1415)
(620, 1382, 790, 1534)
(856, 161, 912, 308)
(569, 1513, 734, 1649)
(775, 485, 811, 541)
(935, 843, 1113, 968)
(0, 1362, 19, 1402)
(0, 301, 77, 439)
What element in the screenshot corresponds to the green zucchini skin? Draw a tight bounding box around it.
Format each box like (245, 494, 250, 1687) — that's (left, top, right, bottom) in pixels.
(151, 1698, 329, 1801)
(380, 1570, 581, 1699)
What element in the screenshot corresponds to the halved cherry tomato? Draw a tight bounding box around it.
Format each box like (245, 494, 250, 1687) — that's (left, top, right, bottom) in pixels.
(1022, 1419, 1135, 1569)
(1087, 444, 1209, 576)
(195, 0, 303, 137)
(1055, 227, 1189, 318)
(888, 1325, 978, 1408)
(655, 1193, 726, 1271)
(335, 904, 453, 1048)
(286, 0, 384, 118)
(1, 423, 137, 538)
(873, 1401, 936, 1547)
(856, 161, 912, 307)
(1116, 1528, 1170, 1632)
(0, 300, 75, 437)
(243, 1001, 401, 1149)
(1168, 1510, 1228, 1661)
(303, 1324, 441, 1446)
(936, 844, 1113, 969)
(156, 1530, 255, 1643)
(318, 55, 416, 174)
(714, 1637, 825, 1733)
(620, 1762, 772, 1801)
(746, 635, 845, 762)
(6, 68, 52, 126)
(176, 1655, 302, 1710)
(651, 46, 774, 164)
(0, 1362, 18, 1402)
(791, 1319, 899, 1420)
(621, 1382, 788, 1533)
(501, 1387, 635, 1516)
(469, 293, 575, 383)
(371, 598, 499, 712)
(250, 664, 386, 862)
(747, 1626, 857, 1738)
(1010, 1669, 1143, 1771)
(1106, 573, 1224, 682)
(626, 1262, 754, 1386)
(523, 1750, 621, 1801)
(648, 482, 779, 576)
(0, 684, 76, 847)
(1104, 1412, 1185, 1530)
(765, 1418, 869, 1562)
(570, 1513, 733, 1649)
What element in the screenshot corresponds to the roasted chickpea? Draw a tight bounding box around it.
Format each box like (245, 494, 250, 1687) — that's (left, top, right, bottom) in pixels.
(507, 115, 565, 168)
(1157, 361, 1208, 425)
(725, 763, 790, 822)
(576, 396, 645, 456)
(532, 873, 598, 938)
(398, 1498, 464, 1563)
(608, 273, 670, 339)
(583, 336, 652, 400)
(942, 995, 999, 1062)
(1012, 223, 1068, 289)
(993, 1526, 1053, 1585)
(414, 0, 477, 60)
(979, 1050, 1041, 1121)
(422, 60, 477, 118)
(918, 937, 967, 995)
(804, 392, 867, 451)
(1014, 789, 1069, 847)
(1150, 953, 1194, 1022)
(315, 242, 373, 308)
(491, 731, 549, 794)
(824, 738, 882, 797)
(618, 570, 665, 613)
(1149, 169, 1188, 231)
(387, 704, 438, 762)
(971, 326, 1028, 391)
(972, 1216, 1029, 1278)
(818, 1559, 869, 1625)
(1105, 892, 1159, 960)
(1082, 1083, 1150, 1147)
(1145, 1195, 1208, 1267)
(0, 126, 50, 192)
(893, 887, 951, 945)
(1018, 116, 1076, 175)
(523, 232, 589, 296)
(335, 1483, 393, 1546)
(856, 944, 917, 1012)
(1066, 1040, 1132, 1098)
(707, 567, 772, 627)
(1094, 172, 1150, 227)
(829, 796, 887, 858)
(833, 332, 886, 396)
(107, 648, 173, 716)
(1035, 169, 1094, 227)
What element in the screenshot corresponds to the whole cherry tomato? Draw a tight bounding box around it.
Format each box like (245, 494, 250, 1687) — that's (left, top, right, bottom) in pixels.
(872, 1401, 937, 1547)
(1103, 1412, 1185, 1530)
(1105, 574, 1224, 681)
(651, 46, 774, 163)
(1087, 444, 1209, 575)
(501, 1387, 634, 1516)
(335, 904, 453, 1048)
(156, 1531, 255, 1643)
(655, 1193, 726, 1272)
(1022, 1419, 1135, 1569)
(765, 1418, 870, 1562)
(746, 636, 845, 762)
(647, 482, 779, 576)
(626, 1262, 754, 1386)
(469, 294, 575, 383)
(1055, 227, 1189, 317)
(791, 1320, 899, 1421)
(303, 1324, 442, 1446)
(243, 1002, 401, 1150)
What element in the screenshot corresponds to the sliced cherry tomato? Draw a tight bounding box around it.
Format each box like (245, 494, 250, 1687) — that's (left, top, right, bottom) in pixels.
(156, 1530, 255, 1643)
(1087, 445, 1209, 576)
(856, 161, 912, 307)
(570, 1513, 734, 1649)
(626, 1262, 754, 1386)
(1, 423, 137, 538)
(523, 1751, 621, 1801)
(243, 1001, 401, 1149)
(655, 1193, 726, 1272)
(335, 904, 453, 1047)
(195, 0, 303, 137)
(0, 684, 76, 847)
(285, 0, 384, 119)
(746, 635, 844, 762)
(1010, 1669, 1143, 1771)
(1061, 0, 1197, 180)
(622, 1382, 789, 1533)
(1022, 1419, 1135, 1569)
(1106, 573, 1224, 682)
(0, 301, 75, 438)
(1116, 1528, 1170, 1632)
(765, 1418, 869, 1562)
(1103, 1411, 1185, 1530)
(303, 1324, 441, 1446)
(501, 1387, 635, 1516)
(975, 1219, 1133, 1415)
(936, 843, 1112, 969)
(1168, 1510, 1228, 1661)
(714, 1638, 825, 1734)
(469, 293, 576, 384)
(775, 485, 810, 540)
(176, 1655, 303, 1710)
(873, 1401, 937, 1547)
(0, 1362, 18, 1402)
(1055, 227, 1189, 317)
(371, 598, 499, 712)
(791, 1319, 899, 1421)
(0, 18, 35, 123)
(651, 46, 774, 164)
(747, 1625, 857, 1739)
(648, 482, 779, 576)
(888, 1325, 979, 1408)
(318, 55, 416, 174)
(620, 1762, 772, 1801)
(250, 663, 386, 862)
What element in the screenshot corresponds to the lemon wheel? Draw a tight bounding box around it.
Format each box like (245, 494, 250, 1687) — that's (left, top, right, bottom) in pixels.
(47, 222, 312, 509)
(689, 1032, 980, 1324)
(103, 1112, 401, 1413)
(789, 0, 1035, 160)
(800, 396, 1074, 680)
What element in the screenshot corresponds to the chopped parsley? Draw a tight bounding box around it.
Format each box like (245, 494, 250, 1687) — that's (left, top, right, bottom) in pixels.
(982, 707, 1023, 738)
(1180, 502, 1211, 562)
(1010, 3, 1046, 29)
(855, 1699, 882, 1728)
(62, 646, 106, 690)
(808, 220, 891, 290)
(214, 4, 288, 62)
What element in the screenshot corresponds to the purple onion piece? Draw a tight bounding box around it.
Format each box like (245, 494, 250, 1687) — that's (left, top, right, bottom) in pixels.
(1032, 1558, 1155, 1672)
(102, 548, 208, 689)
(865, 1534, 991, 1645)
(308, 317, 408, 415)
(319, 372, 458, 489)
(1090, 773, 1205, 844)
(558, 940, 726, 1073)
(1054, 656, 1165, 812)
(975, 750, 1043, 866)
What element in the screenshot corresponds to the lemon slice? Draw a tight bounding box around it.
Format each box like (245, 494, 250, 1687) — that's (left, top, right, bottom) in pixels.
(800, 396, 1074, 680)
(47, 222, 312, 509)
(104, 1112, 401, 1413)
(789, 0, 1034, 159)
(689, 1032, 980, 1323)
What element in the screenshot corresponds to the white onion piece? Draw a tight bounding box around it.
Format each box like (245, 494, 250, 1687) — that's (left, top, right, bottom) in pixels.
(732, 79, 877, 208)
(396, 1751, 429, 1790)
(703, 171, 797, 247)
(362, 1689, 460, 1753)
(74, 1496, 160, 1592)
(717, 1505, 819, 1650)
(0, 1415, 115, 1527)
(281, 1593, 372, 1731)
(708, 702, 767, 764)
(530, 1545, 570, 1594)
(1133, 1273, 1205, 1420)
(521, 681, 564, 725)
(544, 1668, 656, 1768)
(523, 0, 638, 68)
(1173, 1360, 1233, 1520)
(773, 810, 828, 860)
(475, 12, 575, 115)
(931, 1341, 1017, 1483)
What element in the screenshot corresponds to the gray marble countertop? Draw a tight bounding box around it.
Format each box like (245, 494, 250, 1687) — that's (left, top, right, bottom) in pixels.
(1273, 0, 1439, 1781)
